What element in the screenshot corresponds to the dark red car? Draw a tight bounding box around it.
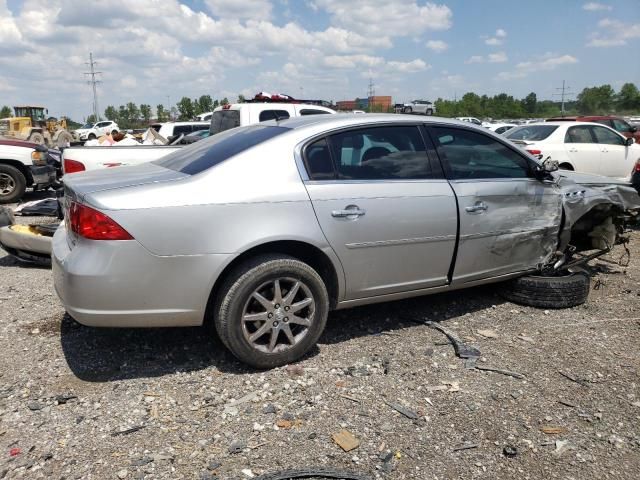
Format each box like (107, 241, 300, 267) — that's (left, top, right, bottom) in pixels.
(546, 115, 640, 143)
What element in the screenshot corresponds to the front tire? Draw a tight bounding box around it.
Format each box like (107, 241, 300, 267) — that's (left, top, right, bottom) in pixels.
(500, 270, 590, 309)
(403, 106, 413, 114)
(0, 164, 27, 204)
(215, 255, 329, 369)
(426, 108, 433, 116)
(88, 133, 96, 140)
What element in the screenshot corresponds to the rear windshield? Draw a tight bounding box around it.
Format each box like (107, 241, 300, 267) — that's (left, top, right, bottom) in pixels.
(505, 125, 558, 141)
(154, 124, 289, 175)
(210, 110, 240, 135)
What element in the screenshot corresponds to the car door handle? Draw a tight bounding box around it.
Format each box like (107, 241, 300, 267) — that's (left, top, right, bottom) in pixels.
(465, 201, 488, 213)
(568, 148, 578, 153)
(332, 206, 366, 218)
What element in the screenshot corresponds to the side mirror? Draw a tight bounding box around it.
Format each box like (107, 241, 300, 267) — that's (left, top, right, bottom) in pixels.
(626, 137, 635, 147)
(542, 157, 559, 172)
(630, 125, 638, 133)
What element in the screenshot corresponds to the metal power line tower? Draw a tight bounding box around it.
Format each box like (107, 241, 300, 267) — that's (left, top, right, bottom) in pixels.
(367, 78, 375, 99)
(553, 80, 573, 116)
(84, 52, 102, 121)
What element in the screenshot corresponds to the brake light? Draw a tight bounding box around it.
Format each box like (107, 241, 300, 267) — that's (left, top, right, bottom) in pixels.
(526, 149, 542, 156)
(223, 104, 231, 109)
(69, 202, 133, 240)
(64, 158, 86, 174)
(634, 159, 640, 173)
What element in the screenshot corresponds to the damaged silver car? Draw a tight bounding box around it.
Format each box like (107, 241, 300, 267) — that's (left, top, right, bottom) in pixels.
(52, 115, 640, 368)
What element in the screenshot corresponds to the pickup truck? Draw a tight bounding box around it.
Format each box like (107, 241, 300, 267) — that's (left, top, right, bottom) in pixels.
(62, 145, 181, 174)
(0, 139, 58, 203)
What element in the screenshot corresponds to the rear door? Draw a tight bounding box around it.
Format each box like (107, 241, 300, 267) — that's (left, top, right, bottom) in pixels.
(591, 125, 633, 179)
(563, 125, 601, 173)
(427, 125, 562, 285)
(302, 124, 457, 300)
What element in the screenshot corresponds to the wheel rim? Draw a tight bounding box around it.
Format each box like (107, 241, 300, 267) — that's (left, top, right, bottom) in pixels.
(241, 277, 315, 354)
(0, 173, 16, 196)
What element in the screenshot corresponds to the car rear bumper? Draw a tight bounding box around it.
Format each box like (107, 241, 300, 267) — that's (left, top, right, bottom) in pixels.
(52, 225, 231, 328)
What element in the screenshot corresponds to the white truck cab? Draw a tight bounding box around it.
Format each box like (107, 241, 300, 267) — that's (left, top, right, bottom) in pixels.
(209, 103, 335, 135)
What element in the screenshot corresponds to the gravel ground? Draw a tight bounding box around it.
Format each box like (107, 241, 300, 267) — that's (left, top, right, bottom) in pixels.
(1, 193, 639, 479)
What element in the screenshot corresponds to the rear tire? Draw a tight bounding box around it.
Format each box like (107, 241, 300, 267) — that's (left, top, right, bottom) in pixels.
(0, 164, 27, 204)
(500, 270, 590, 309)
(214, 254, 329, 369)
(426, 108, 433, 115)
(28, 132, 44, 144)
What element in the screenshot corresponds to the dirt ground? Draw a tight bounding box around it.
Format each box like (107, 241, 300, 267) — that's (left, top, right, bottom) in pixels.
(1, 194, 639, 479)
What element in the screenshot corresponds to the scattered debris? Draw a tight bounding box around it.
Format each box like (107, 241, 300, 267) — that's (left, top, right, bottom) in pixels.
(558, 400, 577, 408)
(338, 394, 360, 403)
(425, 321, 481, 361)
(475, 365, 525, 379)
(253, 468, 373, 480)
(554, 440, 570, 456)
(384, 400, 419, 420)
(452, 443, 479, 452)
(540, 426, 567, 435)
(228, 440, 247, 454)
(558, 371, 590, 387)
(503, 446, 518, 457)
(332, 430, 360, 452)
(285, 364, 304, 377)
(27, 401, 43, 411)
(111, 425, 145, 436)
(477, 329, 499, 339)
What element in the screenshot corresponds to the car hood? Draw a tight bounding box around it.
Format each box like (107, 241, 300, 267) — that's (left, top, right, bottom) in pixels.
(64, 162, 189, 204)
(554, 170, 640, 225)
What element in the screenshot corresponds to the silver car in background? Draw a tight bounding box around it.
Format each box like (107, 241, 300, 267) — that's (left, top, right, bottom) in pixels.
(52, 115, 640, 368)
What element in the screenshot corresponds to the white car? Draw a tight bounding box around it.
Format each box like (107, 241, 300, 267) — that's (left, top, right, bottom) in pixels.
(485, 123, 518, 135)
(456, 117, 482, 126)
(196, 112, 213, 122)
(209, 102, 335, 135)
(505, 121, 640, 181)
(75, 120, 119, 141)
(402, 100, 435, 115)
(157, 122, 210, 140)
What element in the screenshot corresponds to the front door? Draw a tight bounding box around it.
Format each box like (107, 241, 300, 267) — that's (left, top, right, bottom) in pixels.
(427, 125, 563, 285)
(590, 124, 633, 180)
(302, 125, 458, 300)
(563, 124, 601, 173)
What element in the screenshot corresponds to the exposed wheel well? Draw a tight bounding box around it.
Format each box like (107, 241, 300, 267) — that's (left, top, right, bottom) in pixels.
(0, 160, 32, 186)
(559, 162, 574, 171)
(206, 241, 341, 322)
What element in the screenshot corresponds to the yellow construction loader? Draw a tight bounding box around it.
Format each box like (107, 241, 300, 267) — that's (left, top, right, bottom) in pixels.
(0, 106, 76, 148)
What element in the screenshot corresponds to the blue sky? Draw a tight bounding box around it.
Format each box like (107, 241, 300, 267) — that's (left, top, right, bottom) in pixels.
(1, 0, 638, 120)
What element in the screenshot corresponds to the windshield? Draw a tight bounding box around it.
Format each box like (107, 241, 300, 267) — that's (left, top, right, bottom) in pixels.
(154, 124, 289, 175)
(505, 125, 558, 141)
(210, 110, 241, 135)
(80, 123, 93, 129)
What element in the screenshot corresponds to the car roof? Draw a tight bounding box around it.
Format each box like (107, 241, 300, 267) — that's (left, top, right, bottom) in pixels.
(274, 113, 472, 132)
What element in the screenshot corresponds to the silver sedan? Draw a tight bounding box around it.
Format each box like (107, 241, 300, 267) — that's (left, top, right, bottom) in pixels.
(52, 114, 639, 368)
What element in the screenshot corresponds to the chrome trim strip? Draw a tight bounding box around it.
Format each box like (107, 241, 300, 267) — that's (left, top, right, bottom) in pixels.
(460, 226, 557, 241)
(345, 234, 456, 249)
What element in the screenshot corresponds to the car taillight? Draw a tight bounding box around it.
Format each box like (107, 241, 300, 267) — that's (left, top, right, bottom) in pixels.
(526, 149, 542, 156)
(634, 159, 640, 173)
(64, 158, 86, 174)
(69, 201, 133, 240)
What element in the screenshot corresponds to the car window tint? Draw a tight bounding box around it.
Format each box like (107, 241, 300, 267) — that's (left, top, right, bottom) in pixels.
(259, 110, 291, 122)
(299, 109, 331, 116)
(564, 126, 595, 144)
(304, 138, 335, 180)
(154, 125, 289, 175)
(173, 125, 193, 135)
(327, 126, 431, 180)
(210, 110, 240, 135)
(591, 126, 624, 145)
(504, 125, 557, 141)
(432, 126, 530, 180)
(612, 119, 631, 133)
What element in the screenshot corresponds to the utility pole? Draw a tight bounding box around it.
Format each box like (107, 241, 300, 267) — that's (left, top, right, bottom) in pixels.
(367, 78, 375, 112)
(84, 52, 102, 121)
(166, 95, 171, 121)
(553, 80, 573, 116)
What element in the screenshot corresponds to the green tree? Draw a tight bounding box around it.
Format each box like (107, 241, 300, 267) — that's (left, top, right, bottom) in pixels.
(126, 102, 140, 126)
(86, 114, 97, 124)
(198, 95, 214, 113)
(118, 105, 129, 128)
(576, 85, 615, 114)
(140, 104, 152, 125)
(616, 83, 640, 112)
(220, 97, 229, 106)
(522, 92, 537, 115)
(459, 92, 482, 117)
(177, 97, 194, 120)
(104, 106, 118, 122)
(237, 94, 246, 103)
(0, 105, 12, 118)
(156, 104, 167, 122)
(213, 99, 220, 109)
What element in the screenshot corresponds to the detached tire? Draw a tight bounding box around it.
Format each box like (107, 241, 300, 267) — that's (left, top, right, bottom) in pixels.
(501, 270, 590, 309)
(215, 254, 329, 369)
(0, 164, 27, 204)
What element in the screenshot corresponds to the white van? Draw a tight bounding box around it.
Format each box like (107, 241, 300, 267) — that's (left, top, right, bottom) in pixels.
(158, 121, 210, 139)
(210, 103, 335, 135)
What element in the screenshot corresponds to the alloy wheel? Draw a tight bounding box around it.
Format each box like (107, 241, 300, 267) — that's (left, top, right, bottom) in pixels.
(0, 173, 16, 196)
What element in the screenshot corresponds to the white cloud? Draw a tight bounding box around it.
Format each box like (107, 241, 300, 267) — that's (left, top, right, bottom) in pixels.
(484, 28, 506, 46)
(313, 0, 452, 36)
(587, 18, 640, 47)
(205, 0, 273, 20)
(425, 39, 448, 53)
(485, 37, 502, 46)
(465, 55, 485, 64)
(387, 59, 429, 73)
(497, 53, 578, 80)
(496, 28, 507, 38)
(488, 51, 508, 63)
(582, 2, 612, 11)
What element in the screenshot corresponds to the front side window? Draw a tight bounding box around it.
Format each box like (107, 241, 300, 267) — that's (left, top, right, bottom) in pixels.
(592, 126, 625, 145)
(432, 126, 530, 180)
(259, 110, 290, 122)
(327, 126, 431, 180)
(612, 119, 632, 133)
(564, 126, 595, 144)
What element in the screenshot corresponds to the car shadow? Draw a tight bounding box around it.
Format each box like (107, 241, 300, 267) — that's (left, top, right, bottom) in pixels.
(59, 285, 505, 382)
(0, 253, 50, 269)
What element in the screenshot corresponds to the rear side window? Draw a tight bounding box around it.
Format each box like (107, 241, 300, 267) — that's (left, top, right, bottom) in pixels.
(210, 110, 241, 135)
(173, 125, 193, 136)
(327, 126, 432, 180)
(259, 110, 291, 122)
(299, 109, 331, 116)
(304, 138, 335, 180)
(505, 125, 558, 141)
(565, 126, 595, 143)
(432, 126, 530, 180)
(155, 125, 289, 175)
